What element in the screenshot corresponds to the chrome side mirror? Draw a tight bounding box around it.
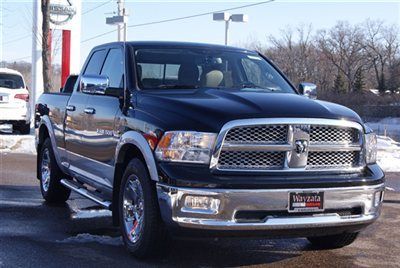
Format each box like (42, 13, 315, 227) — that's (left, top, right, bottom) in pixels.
(81, 75, 109, 95)
(299, 82, 317, 99)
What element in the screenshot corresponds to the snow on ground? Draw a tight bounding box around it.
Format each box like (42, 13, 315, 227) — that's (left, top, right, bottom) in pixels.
(376, 135, 400, 172)
(70, 209, 112, 220)
(0, 134, 36, 154)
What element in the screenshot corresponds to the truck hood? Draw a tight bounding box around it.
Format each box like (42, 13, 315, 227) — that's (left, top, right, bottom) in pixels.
(136, 88, 363, 132)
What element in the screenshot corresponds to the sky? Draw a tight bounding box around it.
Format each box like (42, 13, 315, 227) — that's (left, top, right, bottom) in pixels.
(0, 0, 399, 67)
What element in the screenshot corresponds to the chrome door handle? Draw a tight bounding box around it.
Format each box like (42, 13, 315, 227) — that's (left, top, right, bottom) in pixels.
(84, 107, 96, 114)
(66, 105, 76, 112)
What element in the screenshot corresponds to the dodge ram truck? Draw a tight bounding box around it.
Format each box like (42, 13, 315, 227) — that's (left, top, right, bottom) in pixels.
(35, 41, 385, 258)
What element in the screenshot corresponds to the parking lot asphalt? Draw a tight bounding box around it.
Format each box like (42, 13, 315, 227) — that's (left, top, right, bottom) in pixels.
(1, 153, 399, 267)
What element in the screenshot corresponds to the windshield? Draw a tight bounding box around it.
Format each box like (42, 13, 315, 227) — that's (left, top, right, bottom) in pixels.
(0, 73, 25, 89)
(134, 48, 294, 93)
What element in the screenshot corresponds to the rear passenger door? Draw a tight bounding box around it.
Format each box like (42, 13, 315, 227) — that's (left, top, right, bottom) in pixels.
(80, 46, 124, 188)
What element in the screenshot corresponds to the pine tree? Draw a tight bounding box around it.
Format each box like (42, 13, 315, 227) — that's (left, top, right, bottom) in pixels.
(333, 72, 346, 93)
(353, 68, 365, 92)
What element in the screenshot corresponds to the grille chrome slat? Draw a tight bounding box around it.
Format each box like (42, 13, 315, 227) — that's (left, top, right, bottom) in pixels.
(211, 118, 365, 173)
(308, 144, 362, 152)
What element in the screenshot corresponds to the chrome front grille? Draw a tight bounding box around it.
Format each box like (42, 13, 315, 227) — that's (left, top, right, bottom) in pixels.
(211, 118, 365, 173)
(225, 125, 288, 144)
(218, 151, 285, 170)
(307, 151, 359, 169)
(310, 126, 358, 144)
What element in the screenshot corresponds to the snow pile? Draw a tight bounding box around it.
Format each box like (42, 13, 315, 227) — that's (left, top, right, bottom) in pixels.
(71, 209, 112, 219)
(0, 134, 36, 154)
(58, 233, 123, 246)
(376, 135, 400, 172)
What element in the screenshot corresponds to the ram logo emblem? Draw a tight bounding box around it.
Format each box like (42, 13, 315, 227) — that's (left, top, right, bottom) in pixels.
(295, 140, 308, 154)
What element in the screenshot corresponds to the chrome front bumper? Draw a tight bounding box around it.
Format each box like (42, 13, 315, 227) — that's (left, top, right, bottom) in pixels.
(156, 183, 385, 231)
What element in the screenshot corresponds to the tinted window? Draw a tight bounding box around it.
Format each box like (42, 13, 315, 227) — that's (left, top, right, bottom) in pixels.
(134, 48, 294, 93)
(241, 58, 284, 90)
(137, 63, 186, 88)
(84, 49, 106, 75)
(101, 48, 124, 88)
(0, 73, 24, 89)
(62, 75, 78, 94)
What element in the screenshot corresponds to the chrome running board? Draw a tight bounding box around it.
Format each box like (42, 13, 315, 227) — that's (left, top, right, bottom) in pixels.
(60, 179, 111, 209)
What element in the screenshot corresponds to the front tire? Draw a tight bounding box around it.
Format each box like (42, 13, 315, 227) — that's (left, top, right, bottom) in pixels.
(307, 232, 359, 249)
(119, 158, 167, 258)
(39, 138, 70, 203)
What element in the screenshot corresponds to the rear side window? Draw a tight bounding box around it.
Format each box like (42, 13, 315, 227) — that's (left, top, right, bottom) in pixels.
(101, 48, 124, 88)
(62, 75, 78, 94)
(84, 49, 106, 75)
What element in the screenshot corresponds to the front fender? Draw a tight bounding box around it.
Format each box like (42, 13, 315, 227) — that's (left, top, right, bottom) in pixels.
(115, 131, 159, 182)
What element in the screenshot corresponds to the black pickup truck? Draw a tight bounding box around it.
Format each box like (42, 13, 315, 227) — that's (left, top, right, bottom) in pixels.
(35, 41, 385, 258)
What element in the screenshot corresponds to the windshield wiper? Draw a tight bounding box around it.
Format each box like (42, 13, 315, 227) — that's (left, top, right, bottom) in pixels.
(236, 83, 278, 91)
(156, 84, 200, 89)
(235, 82, 265, 89)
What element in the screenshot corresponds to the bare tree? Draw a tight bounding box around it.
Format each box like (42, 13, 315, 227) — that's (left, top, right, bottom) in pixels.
(41, 0, 52, 93)
(266, 24, 318, 87)
(362, 20, 400, 93)
(317, 21, 366, 93)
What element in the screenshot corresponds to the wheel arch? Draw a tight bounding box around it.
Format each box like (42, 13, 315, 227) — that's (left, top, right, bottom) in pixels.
(112, 131, 159, 225)
(36, 117, 62, 179)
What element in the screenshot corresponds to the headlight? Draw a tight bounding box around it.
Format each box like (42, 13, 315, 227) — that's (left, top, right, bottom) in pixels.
(365, 132, 377, 164)
(155, 131, 217, 164)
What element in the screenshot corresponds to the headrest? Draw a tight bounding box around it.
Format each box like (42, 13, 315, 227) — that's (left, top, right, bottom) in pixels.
(205, 70, 223, 87)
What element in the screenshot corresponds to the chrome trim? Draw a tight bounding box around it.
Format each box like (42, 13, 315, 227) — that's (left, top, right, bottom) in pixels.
(308, 144, 362, 152)
(61, 179, 111, 209)
(210, 118, 365, 173)
(122, 174, 145, 243)
(157, 183, 384, 231)
(222, 143, 292, 152)
(80, 74, 109, 95)
(40, 148, 51, 192)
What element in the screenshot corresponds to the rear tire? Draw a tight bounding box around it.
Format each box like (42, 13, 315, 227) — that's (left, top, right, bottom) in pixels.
(39, 138, 70, 203)
(119, 158, 167, 259)
(19, 123, 31, 135)
(307, 232, 359, 249)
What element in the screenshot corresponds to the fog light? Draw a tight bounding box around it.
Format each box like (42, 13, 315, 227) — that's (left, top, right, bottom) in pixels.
(183, 195, 220, 214)
(374, 191, 384, 207)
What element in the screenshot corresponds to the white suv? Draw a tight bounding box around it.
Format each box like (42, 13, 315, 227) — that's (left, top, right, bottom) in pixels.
(0, 68, 31, 134)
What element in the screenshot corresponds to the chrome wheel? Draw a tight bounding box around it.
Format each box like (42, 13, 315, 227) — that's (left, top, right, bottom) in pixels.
(123, 175, 145, 244)
(41, 148, 51, 192)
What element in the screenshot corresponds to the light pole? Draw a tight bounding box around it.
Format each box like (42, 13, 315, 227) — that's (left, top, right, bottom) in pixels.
(213, 12, 248, 45)
(106, 0, 129, 41)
